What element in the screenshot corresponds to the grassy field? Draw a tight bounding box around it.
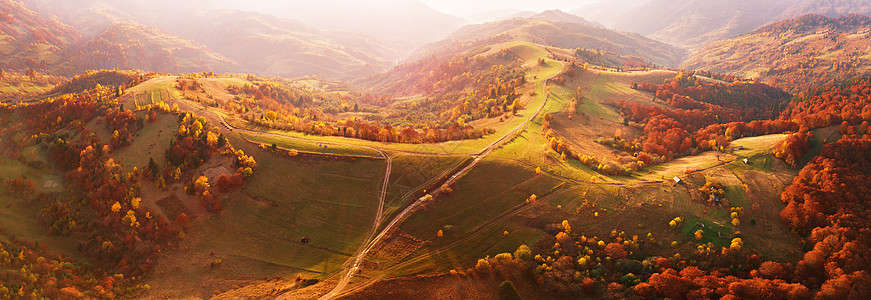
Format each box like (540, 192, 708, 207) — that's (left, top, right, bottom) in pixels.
(385, 160, 563, 275)
(238, 131, 382, 158)
(0, 154, 77, 258)
(145, 132, 391, 296)
(125, 76, 181, 107)
(207, 136, 387, 275)
(111, 112, 180, 171)
(380, 154, 470, 226)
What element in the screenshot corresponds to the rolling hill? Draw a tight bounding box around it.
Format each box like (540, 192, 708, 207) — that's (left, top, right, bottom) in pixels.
(682, 14, 871, 93)
(411, 10, 687, 68)
(58, 22, 240, 75)
(0, 0, 81, 69)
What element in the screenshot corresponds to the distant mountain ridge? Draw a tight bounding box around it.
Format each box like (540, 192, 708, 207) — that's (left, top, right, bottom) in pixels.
(61, 22, 240, 74)
(412, 10, 686, 67)
(583, 0, 871, 49)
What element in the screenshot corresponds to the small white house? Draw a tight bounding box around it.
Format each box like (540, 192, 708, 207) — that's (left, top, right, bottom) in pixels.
(743, 158, 749, 164)
(673, 176, 683, 184)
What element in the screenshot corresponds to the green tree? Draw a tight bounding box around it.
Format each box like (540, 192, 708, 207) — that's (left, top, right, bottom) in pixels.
(217, 133, 227, 148)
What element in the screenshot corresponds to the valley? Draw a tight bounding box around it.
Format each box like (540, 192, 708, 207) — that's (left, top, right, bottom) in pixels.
(1, 1, 871, 299)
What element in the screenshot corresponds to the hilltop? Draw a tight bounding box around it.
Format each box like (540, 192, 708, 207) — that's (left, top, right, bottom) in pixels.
(682, 14, 871, 93)
(411, 10, 687, 68)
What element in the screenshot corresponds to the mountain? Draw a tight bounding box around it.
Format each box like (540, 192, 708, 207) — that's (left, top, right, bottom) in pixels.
(173, 10, 399, 80)
(0, 0, 82, 69)
(682, 14, 871, 93)
(58, 22, 240, 75)
(263, 0, 466, 50)
(777, 0, 871, 20)
(18, 0, 405, 79)
(570, 0, 651, 27)
(533, 10, 603, 27)
(463, 9, 536, 24)
(609, 0, 801, 49)
(601, 0, 871, 50)
(413, 10, 687, 67)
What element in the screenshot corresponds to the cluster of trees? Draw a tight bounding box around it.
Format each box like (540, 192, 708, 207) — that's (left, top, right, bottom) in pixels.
(772, 129, 812, 166)
(461, 218, 819, 298)
(23, 101, 177, 297)
(48, 70, 152, 96)
(785, 77, 871, 129)
(51, 141, 179, 274)
(0, 77, 206, 297)
(0, 234, 142, 299)
(204, 50, 526, 144)
(161, 113, 251, 212)
(635, 71, 789, 120)
(589, 73, 795, 173)
(104, 108, 143, 148)
(4, 175, 34, 200)
(776, 136, 871, 299)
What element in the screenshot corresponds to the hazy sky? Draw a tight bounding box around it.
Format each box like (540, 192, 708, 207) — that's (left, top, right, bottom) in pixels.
(419, 0, 600, 16)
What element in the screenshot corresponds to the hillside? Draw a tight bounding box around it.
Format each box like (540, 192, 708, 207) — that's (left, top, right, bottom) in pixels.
(412, 10, 687, 68)
(682, 14, 871, 93)
(777, 0, 871, 20)
(58, 22, 240, 75)
(0, 0, 81, 69)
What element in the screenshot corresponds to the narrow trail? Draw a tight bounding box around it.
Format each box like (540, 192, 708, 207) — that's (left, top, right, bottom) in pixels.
(318, 64, 564, 300)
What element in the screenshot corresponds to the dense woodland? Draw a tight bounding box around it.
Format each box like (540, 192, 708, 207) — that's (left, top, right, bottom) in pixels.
(0, 70, 252, 297)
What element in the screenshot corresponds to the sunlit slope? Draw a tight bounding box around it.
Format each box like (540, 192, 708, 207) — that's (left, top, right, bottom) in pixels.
(683, 14, 871, 93)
